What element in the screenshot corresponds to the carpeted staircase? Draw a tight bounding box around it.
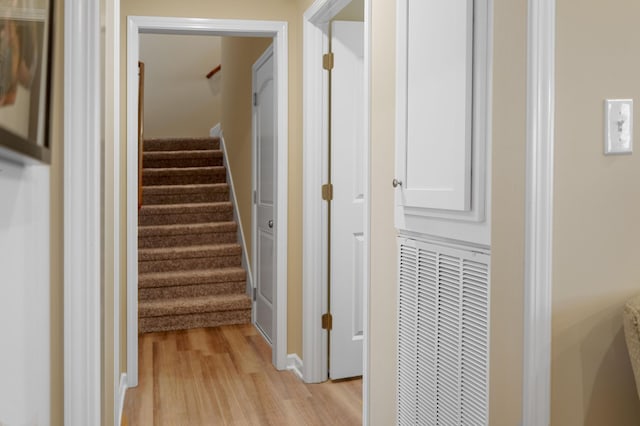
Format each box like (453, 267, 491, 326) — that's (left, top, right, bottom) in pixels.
(138, 137, 252, 333)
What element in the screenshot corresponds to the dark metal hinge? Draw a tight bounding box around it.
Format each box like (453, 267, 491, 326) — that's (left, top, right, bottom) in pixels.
(323, 52, 334, 70)
(322, 183, 333, 201)
(253, 92, 258, 106)
(322, 313, 333, 330)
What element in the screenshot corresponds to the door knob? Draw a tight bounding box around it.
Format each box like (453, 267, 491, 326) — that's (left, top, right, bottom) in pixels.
(392, 178, 403, 188)
(268, 220, 274, 229)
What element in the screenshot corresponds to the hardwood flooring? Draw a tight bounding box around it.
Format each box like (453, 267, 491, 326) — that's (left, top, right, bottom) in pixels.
(122, 324, 363, 425)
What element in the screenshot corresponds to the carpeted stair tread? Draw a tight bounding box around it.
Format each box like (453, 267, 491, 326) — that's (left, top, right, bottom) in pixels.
(143, 150, 223, 168)
(139, 293, 252, 318)
(144, 137, 220, 151)
(139, 310, 250, 333)
(139, 222, 237, 238)
(142, 183, 229, 205)
(139, 267, 246, 289)
(139, 243, 241, 262)
(138, 222, 237, 248)
(143, 183, 229, 194)
(138, 202, 233, 227)
(143, 166, 226, 186)
(140, 201, 232, 213)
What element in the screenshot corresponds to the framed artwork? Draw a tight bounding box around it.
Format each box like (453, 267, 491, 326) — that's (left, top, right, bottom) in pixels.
(0, 0, 54, 164)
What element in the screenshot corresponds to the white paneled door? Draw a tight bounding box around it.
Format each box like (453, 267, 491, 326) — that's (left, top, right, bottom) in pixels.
(330, 21, 365, 380)
(253, 45, 276, 344)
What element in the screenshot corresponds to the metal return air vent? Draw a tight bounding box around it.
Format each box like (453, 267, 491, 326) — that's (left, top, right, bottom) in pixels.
(398, 238, 490, 425)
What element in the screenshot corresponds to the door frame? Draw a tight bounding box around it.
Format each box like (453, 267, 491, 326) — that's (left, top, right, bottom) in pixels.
(301, 0, 371, 418)
(125, 16, 289, 385)
(522, 0, 556, 423)
(64, 0, 102, 423)
(251, 43, 276, 339)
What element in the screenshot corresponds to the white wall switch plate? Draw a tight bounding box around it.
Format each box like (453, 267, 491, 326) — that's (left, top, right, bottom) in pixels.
(605, 99, 633, 155)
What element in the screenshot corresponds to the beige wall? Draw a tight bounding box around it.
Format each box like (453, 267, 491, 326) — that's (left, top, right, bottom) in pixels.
(51, 0, 64, 424)
(140, 34, 222, 138)
(120, 0, 305, 358)
(489, 0, 528, 424)
(219, 36, 272, 266)
(334, 0, 363, 21)
(552, 1, 640, 424)
(369, 0, 397, 423)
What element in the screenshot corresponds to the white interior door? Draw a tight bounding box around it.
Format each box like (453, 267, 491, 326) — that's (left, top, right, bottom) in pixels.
(253, 45, 276, 344)
(330, 21, 364, 380)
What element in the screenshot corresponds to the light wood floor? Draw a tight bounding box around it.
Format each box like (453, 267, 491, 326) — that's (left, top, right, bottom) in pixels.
(122, 324, 362, 425)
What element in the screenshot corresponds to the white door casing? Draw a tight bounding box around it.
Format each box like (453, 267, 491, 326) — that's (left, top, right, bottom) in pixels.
(330, 20, 365, 380)
(253, 45, 277, 344)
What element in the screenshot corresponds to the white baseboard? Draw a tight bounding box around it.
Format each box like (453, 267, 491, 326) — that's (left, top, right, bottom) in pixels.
(117, 373, 128, 426)
(286, 354, 304, 380)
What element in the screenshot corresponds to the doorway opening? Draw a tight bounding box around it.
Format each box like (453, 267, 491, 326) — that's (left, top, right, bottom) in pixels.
(302, 0, 371, 418)
(126, 16, 289, 387)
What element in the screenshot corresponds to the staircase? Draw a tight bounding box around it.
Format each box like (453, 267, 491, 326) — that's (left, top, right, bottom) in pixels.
(138, 137, 252, 333)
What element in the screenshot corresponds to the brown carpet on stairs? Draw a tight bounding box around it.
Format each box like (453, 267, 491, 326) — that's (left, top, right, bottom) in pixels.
(138, 137, 252, 334)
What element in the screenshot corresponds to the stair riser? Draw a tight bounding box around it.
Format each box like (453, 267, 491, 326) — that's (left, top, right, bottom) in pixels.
(139, 255, 241, 273)
(143, 172, 226, 186)
(144, 157, 223, 168)
(144, 139, 219, 151)
(138, 211, 233, 226)
(139, 309, 250, 334)
(139, 281, 246, 301)
(139, 231, 237, 249)
(143, 191, 228, 205)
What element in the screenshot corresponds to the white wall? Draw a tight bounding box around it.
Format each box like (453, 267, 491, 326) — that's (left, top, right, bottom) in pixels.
(140, 33, 222, 138)
(0, 161, 51, 426)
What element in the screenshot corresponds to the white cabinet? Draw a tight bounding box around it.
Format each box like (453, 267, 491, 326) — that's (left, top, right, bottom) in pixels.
(395, 0, 491, 245)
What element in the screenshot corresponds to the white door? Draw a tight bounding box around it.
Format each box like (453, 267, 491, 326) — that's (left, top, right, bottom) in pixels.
(253, 45, 276, 344)
(330, 21, 365, 380)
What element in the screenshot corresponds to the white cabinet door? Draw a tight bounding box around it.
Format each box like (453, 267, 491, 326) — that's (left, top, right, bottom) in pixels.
(395, 0, 491, 240)
(330, 21, 365, 380)
(396, 0, 473, 213)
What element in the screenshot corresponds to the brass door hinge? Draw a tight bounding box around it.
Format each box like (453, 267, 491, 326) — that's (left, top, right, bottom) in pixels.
(322, 183, 333, 201)
(322, 313, 333, 330)
(323, 52, 334, 70)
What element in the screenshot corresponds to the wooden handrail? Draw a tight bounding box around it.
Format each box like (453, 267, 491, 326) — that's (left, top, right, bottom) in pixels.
(206, 64, 222, 79)
(138, 61, 145, 210)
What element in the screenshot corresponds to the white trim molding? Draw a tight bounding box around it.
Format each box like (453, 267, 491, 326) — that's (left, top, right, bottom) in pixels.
(105, 0, 122, 423)
(522, 0, 555, 424)
(302, 2, 330, 384)
(362, 0, 372, 423)
(117, 373, 128, 426)
(64, 0, 102, 424)
(126, 17, 289, 385)
(286, 354, 305, 381)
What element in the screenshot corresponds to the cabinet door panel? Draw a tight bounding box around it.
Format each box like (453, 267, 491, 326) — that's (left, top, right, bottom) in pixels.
(397, 0, 474, 213)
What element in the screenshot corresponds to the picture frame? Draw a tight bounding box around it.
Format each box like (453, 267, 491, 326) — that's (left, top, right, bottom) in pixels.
(0, 0, 54, 164)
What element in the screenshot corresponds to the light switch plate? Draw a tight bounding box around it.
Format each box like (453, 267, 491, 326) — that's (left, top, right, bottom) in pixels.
(605, 99, 633, 155)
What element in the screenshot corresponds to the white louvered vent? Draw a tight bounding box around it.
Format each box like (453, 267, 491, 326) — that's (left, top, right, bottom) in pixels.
(398, 238, 490, 425)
